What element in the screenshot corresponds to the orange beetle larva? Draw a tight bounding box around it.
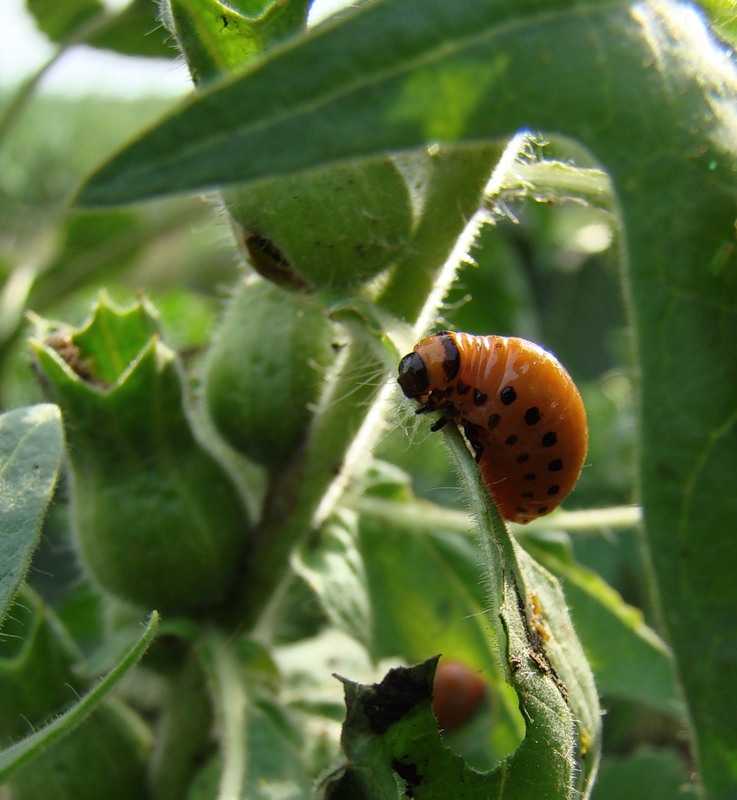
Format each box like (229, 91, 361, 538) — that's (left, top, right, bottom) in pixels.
(398, 331, 588, 523)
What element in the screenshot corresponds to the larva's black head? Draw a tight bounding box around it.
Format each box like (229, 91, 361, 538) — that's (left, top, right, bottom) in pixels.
(398, 352, 429, 398)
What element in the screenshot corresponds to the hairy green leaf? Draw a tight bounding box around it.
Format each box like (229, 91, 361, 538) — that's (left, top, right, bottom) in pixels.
(195, 630, 310, 799)
(0, 404, 63, 625)
(294, 510, 373, 651)
(328, 431, 601, 798)
(446, 425, 601, 797)
(357, 495, 525, 760)
(86, 0, 173, 58)
(522, 531, 682, 717)
(0, 611, 159, 780)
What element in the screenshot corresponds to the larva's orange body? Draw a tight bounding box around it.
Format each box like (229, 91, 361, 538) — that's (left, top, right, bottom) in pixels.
(398, 332, 588, 523)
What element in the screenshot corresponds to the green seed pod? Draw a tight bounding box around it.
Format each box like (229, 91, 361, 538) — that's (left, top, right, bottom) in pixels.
(30, 295, 250, 612)
(224, 158, 414, 293)
(204, 278, 334, 470)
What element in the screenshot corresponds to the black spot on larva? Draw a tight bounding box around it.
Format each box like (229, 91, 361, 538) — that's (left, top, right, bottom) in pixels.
(542, 431, 557, 447)
(473, 389, 488, 406)
(463, 420, 485, 461)
(522, 491, 534, 499)
(523, 473, 537, 482)
(516, 507, 527, 515)
(548, 459, 564, 472)
(488, 413, 500, 430)
(436, 332, 461, 381)
(456, 380, 470, 395)
(515, 453, 530, 464)
(505, 434, 518, 446)
(538, 506, 549, 514)
(547, 484, 560, 496)
(430, 417, 447, 432)
(524, 406, 541, 425)
(500, 386, 517, 405)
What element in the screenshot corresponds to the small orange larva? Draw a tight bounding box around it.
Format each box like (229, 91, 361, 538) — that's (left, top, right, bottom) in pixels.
(398, 331, 588, 523)
(432, 660, 487, 732)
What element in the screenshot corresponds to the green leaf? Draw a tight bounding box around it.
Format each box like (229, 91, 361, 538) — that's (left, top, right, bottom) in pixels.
(26, 0, 104, 42)
(72, 0, 727, 206)
(530, 538, 682, 717)
(446, 424, 601, 797)
(332, 438, 600, 797)
(357, 495, 524, 762)
(0, 610, 159, 780)
(293, 509, 373, 651)
(358, 498, 500, 664)
(593, 748, 699, 800)
(27, 0, 173, 58)
(0, 404, 63, 625)
(0, 587, 83, 745)
(361, 487, 677, 723)
(326, 632, 577, 800)
(699, 0, 737, 47)
(195, 630, 311, 799)
(7, 699, 151, 800)
(324, 658, 475, 799)
(85, 0, 173, 59)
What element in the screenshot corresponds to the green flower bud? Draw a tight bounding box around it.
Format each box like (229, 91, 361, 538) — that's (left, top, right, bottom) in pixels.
(30, 294, 250, 612)
(204, 278, 334, 470)
(224, 158, 414, 293)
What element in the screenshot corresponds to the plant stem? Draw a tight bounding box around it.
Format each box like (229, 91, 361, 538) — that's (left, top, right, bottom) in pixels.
(230, 138, 530, 638)
(197, 629, 248, 799)
(357, 495, 641, 537)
